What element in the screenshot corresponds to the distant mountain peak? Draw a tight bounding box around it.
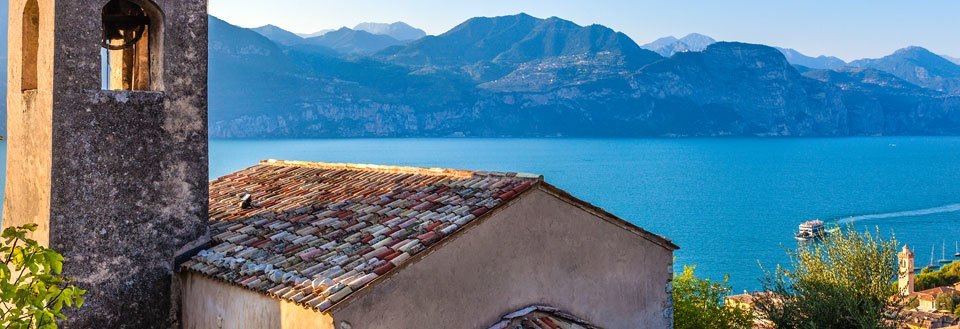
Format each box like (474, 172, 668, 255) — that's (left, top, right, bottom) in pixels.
(377, 12, 661, 74)
(303, 27, 404, 55)
(251, 24, 304, 46)
(641, 33, 716, 57)
(298, 29, 334, 38)
(354, 22, 427, 41)
(775, 47, 847, 70)
(851, 46, 960, 95)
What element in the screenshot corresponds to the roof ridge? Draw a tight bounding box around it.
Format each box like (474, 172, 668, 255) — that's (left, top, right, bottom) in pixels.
(260, 159, 542, 180)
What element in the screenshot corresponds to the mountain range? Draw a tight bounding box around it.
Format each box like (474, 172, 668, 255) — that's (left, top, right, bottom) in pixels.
(1, 13, 959, 137)
(252, 22, 426, 55)
(207, 13, 960, 138)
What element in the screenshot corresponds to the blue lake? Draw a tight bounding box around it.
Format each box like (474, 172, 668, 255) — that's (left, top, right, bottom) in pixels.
(4, 137, 960, 291)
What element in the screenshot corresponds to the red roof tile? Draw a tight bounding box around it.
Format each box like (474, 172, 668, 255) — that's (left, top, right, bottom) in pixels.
(184, 160, 541, 312)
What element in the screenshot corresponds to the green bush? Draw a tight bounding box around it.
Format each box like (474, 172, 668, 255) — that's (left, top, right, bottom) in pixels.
(754, 226, 902, 329)
(0, 224, 85, 329)
(673, 266, 753, 329)
(915, 261, 960, 291)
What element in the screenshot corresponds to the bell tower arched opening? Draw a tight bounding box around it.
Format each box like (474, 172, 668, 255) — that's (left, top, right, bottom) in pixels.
(100, 0, 164, 91)
(22, 0, 39, 92)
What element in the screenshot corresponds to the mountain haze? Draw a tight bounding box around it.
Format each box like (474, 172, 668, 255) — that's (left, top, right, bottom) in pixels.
(851, 47, 960, 95)
(377, 13, 662, 81)
(303, 27, 404, 55)
(206, 14, 960, 138)
(251, 24, 304, 46)
(354, 22, 426, 41)
(298, 30, 334, 38)
(945, 54, 960, 65)
(641, 33, 716, 57)
(1, 13, 958, 137)
(776, 47, 847, 69)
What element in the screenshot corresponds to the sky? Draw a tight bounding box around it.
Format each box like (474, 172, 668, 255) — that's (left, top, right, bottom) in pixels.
(209, 0, 960, 61)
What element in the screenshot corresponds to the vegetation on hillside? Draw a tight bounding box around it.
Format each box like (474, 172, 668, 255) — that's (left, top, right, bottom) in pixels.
(754, 226, 902, 329)
(1, 224, 85, 328)
(673, 266, 753, 329)
(916, 261, 960, 291)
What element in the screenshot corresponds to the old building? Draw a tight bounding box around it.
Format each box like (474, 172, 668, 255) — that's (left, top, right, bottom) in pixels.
(3, 0, 208, 327)
(901, 246, 917, 296)
(4, 1, 676, 328)
(180, 160, 678, 329)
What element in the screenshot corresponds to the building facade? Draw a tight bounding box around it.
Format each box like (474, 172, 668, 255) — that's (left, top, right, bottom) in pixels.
(901, 246, 917, 296)
(3, 1, 208, 327)
(181, 161, 678, 329)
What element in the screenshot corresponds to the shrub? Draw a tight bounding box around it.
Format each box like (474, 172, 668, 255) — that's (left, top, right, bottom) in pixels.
(0, 224, 85, 328)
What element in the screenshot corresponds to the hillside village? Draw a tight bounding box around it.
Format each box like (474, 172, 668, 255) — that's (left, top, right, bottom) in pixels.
(725, 247, 960, 329)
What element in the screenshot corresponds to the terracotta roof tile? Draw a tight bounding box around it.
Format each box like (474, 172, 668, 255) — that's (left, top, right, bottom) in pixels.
(488, 305, 600, 329)
(185, 160, 541, 312)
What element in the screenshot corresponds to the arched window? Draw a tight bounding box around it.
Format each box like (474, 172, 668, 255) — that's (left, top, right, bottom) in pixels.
(101, 0, 163, 91)
(22, 0, 39, 92)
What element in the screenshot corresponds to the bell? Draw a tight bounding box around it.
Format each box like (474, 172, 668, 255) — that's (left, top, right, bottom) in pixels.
(101, 0, 150, 50)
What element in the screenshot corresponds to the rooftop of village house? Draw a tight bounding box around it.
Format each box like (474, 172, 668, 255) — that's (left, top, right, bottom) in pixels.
(487, 305, 601, 329)
(182, 160, 677, 313)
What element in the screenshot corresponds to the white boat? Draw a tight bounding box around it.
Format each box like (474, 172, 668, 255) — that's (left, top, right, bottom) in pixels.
(795, 220, 827, 241)
(938, 241, 952, 264)
(925, 245, 940, 270)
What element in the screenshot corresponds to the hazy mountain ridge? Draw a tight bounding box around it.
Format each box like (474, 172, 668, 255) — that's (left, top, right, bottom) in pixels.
(945, 54, 960, 65)
(253, 23, 426, 55)
(207, 14, 960, 138)
(1, 13, 957, 137)
(251, 24, 304, 46)
(354, 22, 426, 41)
(776, 47, 847, 70)
(851, 47, 960, 95)
(641, 33, 716, 57)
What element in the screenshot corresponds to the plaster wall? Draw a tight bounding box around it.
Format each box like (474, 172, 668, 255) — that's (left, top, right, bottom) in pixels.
(4, 0, 56, 246)
(330, 187, 675, 329)
(180, 273, 334, 329)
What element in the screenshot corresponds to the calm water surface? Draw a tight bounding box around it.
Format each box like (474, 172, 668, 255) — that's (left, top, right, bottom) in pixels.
(4, 137, 960, 291)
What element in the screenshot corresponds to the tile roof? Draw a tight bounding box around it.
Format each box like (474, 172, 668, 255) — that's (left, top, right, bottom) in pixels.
(487, 305, 600, 329)
(183, 160, 541, 312)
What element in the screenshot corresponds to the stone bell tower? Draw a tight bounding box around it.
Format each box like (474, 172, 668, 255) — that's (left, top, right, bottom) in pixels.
(898, 245, 915, 296)
(4, 0, 208, 328)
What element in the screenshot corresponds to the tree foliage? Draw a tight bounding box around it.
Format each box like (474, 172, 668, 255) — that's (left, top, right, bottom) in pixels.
(935, 292, 958, 312)
(673, 265, 753, 329)
(754, 226, 902, 329)
(1, 224, 85, 329)
(915, 261, 960, 291)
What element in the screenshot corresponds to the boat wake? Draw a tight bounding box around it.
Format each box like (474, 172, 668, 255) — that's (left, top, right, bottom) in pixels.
(837, 203, 960, 225)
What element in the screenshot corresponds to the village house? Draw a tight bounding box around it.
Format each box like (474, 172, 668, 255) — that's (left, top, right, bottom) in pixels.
(3, 2, 678, 328)
(898, 247, 960, 329)
(725, 291, 775, 329)
(180, 161, 678, 329)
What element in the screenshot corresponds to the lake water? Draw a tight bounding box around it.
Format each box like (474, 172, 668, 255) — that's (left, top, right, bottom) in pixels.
(5, 137, 960, 291)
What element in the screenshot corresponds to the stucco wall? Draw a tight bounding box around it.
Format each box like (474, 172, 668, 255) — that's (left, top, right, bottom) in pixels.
(181, 273, 334, 329)
(4, 0, 56, 246)
(4, 1, 209, 328)
(330, 187, 675, 329)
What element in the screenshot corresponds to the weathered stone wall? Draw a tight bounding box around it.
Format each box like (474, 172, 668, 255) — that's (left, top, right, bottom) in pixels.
(330, 187, 676, 329)
(4, 1, 209, 328)
(180, 273, 335, 329)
